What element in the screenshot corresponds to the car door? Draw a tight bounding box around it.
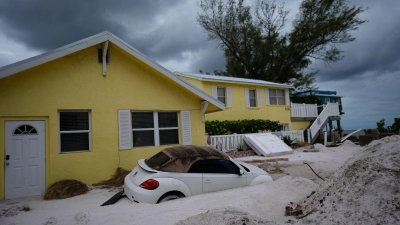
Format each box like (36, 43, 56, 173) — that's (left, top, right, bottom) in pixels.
(188, 159, 247, 194)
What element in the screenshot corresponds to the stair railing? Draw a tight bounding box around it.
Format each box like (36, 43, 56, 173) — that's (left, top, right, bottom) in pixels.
(308, 102, 340, 143)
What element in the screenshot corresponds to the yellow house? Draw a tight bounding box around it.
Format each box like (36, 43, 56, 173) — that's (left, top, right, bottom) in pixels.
(0, 31, 224, 199)
(175, 72, 299, 131)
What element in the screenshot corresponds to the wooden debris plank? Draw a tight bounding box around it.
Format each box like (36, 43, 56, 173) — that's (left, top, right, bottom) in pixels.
(242, 158, 289, 163)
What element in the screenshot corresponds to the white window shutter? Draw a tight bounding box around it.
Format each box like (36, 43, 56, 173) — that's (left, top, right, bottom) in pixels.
(118, 110, 131, 150)
(285, 90, 290, 105)
(181, 111, 192, 145)
(257, 89, 262, 108)
(212, 86, 217, 98)
(244, 88, 250, 108)
(265, 88, 270, 105)
(226, 87, 232, 108)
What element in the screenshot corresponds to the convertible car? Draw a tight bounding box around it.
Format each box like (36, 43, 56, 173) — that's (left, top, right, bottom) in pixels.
(124, 145, 273, 204)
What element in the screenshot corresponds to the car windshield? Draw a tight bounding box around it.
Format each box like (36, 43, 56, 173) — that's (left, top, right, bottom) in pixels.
(145, 151, 171, 170)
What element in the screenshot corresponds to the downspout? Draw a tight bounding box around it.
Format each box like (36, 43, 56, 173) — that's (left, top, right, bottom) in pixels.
(103, 41, 109, 76)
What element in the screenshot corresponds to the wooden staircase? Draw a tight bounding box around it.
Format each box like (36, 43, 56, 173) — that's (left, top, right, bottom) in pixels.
(308, 103, 341, 144)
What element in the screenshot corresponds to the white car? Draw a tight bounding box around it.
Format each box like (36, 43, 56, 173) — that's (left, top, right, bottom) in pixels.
(124, 145, 273, 204)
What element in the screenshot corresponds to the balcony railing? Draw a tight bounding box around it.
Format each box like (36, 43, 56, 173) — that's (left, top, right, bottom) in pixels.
(291, 103, 318, 118)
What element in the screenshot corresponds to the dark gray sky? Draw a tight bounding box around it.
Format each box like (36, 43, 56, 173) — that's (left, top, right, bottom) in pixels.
(0, 0, 399, 130)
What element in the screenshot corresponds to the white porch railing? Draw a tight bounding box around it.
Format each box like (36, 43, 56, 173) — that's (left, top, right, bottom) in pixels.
(309, 102, 340, 143)
(291, 103, 318, 118)
(208, 130, 304, 152)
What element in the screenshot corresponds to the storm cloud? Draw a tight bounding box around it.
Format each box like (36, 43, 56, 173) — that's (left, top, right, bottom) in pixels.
(0, 0, 399, 130)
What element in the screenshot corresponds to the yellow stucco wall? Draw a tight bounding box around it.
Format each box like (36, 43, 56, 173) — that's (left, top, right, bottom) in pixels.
(0, 44, 207, 199)
(200, 82, 291, 126)
(180, 77, 204, 90)
(292, 121, 312, 131)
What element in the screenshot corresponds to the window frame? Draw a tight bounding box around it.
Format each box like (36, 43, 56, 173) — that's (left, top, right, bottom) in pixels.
(58, 111, 92, 153)
(131, 111, 180, 148)
(278, 124, 288, 131)
(269, 89, 286, 105)
(248, 89, 257, 107)
(216, 87, 226, 104)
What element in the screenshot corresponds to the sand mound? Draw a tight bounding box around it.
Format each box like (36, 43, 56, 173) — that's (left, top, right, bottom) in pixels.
(313, 143, 328, 152)
(342, 140, 357, 147)
(295, 135, 400, 225)
(176, 209, 278, 225)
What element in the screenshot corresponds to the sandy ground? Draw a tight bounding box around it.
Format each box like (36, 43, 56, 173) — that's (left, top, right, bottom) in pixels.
(0, 141, 370, 225)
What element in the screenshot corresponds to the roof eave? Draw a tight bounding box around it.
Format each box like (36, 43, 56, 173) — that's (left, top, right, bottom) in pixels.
(176, 72, 293, 89)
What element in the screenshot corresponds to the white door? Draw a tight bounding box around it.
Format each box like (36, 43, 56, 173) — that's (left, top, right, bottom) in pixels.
(5, 121, 45, 199)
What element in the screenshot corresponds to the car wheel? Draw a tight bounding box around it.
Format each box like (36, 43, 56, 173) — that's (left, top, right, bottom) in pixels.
(158, 193, 183, 203)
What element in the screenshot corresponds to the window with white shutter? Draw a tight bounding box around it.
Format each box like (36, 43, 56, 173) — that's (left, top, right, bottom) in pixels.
(118, 110, 131, 150)
(257, 89, 262, 108)
(245, 88, 250, 107)
(212, 86, 218, 99)
(265, 88, 270, 105)
(119, 110, 183, 149)
(181, 111, 192, 145)
(226, 87, 232, 108)
(213, 86, 231, 107)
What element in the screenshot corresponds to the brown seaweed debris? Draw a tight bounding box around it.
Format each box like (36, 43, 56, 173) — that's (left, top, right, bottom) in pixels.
(43, 179, 88, 200)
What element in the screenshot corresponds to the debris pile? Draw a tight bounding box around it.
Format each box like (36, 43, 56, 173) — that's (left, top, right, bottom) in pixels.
(176, 209, 278, 225)
(294, 136, 400, 225)
(285, 203, 303, 217)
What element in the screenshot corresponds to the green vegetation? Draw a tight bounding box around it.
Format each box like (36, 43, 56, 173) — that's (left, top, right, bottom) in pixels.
(236, 144, 245, 151)
(205, 119, 280, 135)
(197, 0, 367, 90)
(376, 118, 400, 134)
(281, 135, 295, 146)
(290, 95, 322, 105)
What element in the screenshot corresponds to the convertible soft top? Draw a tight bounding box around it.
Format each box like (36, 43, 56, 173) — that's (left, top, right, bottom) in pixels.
(145, 145, 230, 173)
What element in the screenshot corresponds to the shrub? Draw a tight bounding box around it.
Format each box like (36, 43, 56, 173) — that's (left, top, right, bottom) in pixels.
(206, 119, 280, 135)
(376, 118, 400, 134)
(236, 144, 245, 152)
(281, 135, 295, 146)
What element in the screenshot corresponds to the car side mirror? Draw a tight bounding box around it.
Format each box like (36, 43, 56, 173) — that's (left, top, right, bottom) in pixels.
(238, 169, 244, 176)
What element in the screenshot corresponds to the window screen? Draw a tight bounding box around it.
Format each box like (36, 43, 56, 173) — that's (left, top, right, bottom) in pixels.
(249, 90, 256, 107)
(131, 112, 179, 147)
(59, 111, 90, 152)
(269, 89, 285, 105)
(217, 87, 226, 104)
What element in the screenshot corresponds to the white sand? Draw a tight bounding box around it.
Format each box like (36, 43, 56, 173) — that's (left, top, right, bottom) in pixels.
(1, 137, 398, 225)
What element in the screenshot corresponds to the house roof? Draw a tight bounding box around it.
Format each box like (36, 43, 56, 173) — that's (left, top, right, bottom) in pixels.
(175, 72, 293, 89)
(0, 31, 224, 112)
(292, 90, 344, 98)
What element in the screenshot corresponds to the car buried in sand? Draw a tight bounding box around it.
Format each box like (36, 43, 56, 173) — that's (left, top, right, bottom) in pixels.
(124, 145, 273, 204)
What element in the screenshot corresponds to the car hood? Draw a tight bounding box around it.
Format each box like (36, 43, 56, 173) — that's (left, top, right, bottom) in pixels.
(239, 162, 270, 176)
